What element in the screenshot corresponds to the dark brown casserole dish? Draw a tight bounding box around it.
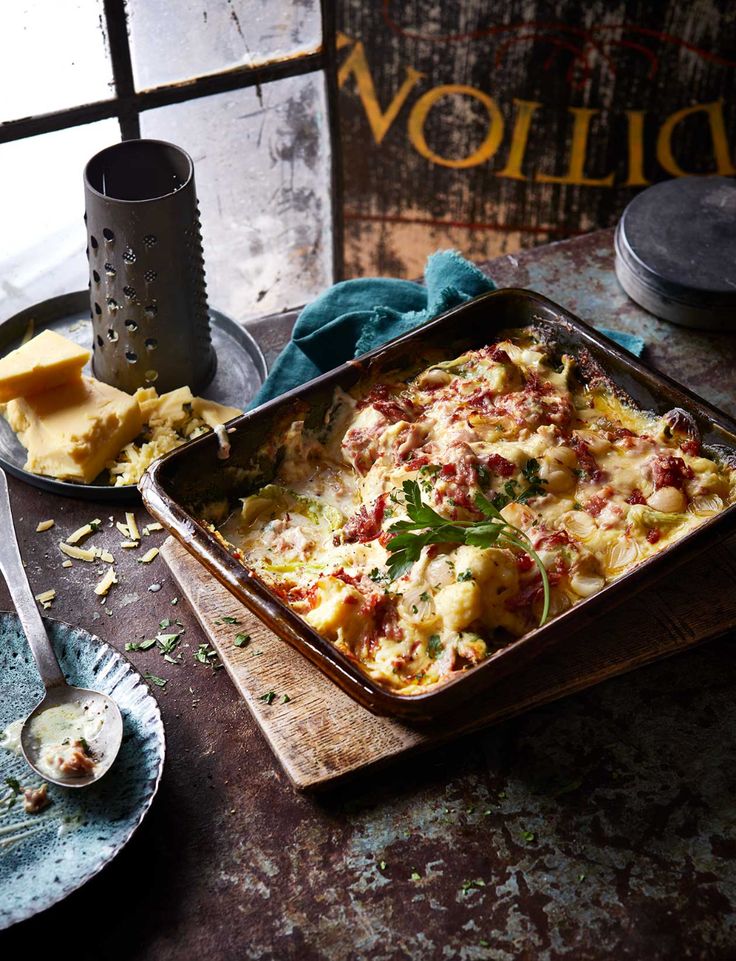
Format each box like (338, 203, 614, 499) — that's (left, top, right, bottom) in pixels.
(140, 289, 736, 721)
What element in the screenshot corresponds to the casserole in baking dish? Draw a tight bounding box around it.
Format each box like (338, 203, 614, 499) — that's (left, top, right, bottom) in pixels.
(140, 290, 736, 720)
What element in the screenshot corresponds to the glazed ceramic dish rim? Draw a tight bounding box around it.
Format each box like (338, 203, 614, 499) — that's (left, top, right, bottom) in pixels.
(140, 289, 736, 721)
(0, 612, 166, 928)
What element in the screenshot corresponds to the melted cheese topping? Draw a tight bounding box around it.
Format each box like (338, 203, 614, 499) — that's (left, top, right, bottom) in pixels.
(219, 334, 736, 696)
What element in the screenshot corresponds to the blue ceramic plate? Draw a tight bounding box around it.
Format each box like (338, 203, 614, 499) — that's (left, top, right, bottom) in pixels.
(0, 613, 165, 929)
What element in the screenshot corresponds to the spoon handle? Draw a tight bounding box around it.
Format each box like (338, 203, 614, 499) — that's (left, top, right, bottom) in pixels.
(0, 469, 65, 689)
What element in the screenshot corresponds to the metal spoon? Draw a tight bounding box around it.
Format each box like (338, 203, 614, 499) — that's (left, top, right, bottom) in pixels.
(0, 469, 122, 788)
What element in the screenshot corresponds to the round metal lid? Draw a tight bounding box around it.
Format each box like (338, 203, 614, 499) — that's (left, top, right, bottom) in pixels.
(614, 176, 736, 330)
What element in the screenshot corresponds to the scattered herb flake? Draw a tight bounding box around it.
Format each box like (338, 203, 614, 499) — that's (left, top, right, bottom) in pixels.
(410, 870, 421, 882)
(427, 634, 443, 659)
(234, 633, 251, 648)
(125, 637, 157, 652)
(259, 691, 276, 705)
(221, 616, 240, 624)
(461, 878, 486, 893)
(521, 829, 536, 842)
(144, 673, 167, 688)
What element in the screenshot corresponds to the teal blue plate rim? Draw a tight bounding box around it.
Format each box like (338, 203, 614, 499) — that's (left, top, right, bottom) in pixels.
(0, 612, 166, 929)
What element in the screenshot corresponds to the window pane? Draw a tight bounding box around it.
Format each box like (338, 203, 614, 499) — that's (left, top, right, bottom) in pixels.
(0, 121, 120, 320)
(0, 1, 113, 123)
(127, 0, 322, 91)
(140, 74, 333, 321)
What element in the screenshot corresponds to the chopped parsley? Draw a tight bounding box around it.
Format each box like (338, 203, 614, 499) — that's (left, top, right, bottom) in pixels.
(410, 870, 421, 881)
(144, 673, 167, 688)
(220, 616, 240, 625)
(457, 570, 474, 582)
(125, 637, 157, 652)
(234, 633, 251, 648)
(419, 591, 430, 602)
(259, 691, 276, 705)
(157, 633, 181, 656)
(427, 634, 443, 659)
(521, 829, 536, 842)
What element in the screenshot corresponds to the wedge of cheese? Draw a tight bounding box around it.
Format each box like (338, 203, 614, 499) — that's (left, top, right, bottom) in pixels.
(134, 385, 195, 429)
(190, 396, 242, 427)
(4, 375, 142, 483)
(0, 330, 90, 402)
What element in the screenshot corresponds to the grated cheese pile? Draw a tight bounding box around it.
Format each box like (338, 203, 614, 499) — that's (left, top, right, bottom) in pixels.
(107, 386, 241, 486)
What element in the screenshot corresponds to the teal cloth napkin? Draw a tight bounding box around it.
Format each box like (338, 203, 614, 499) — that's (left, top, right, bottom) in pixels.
(251, 250, 644, 407)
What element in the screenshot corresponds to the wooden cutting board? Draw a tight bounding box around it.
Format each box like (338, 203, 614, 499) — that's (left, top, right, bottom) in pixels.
(162, 535, 736, 791)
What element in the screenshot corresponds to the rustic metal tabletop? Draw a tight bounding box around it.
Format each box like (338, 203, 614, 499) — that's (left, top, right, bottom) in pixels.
(3, 228, 736, 960)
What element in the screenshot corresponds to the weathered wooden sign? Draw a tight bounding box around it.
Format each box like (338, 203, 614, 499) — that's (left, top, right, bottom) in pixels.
(337, 2, 736, 277)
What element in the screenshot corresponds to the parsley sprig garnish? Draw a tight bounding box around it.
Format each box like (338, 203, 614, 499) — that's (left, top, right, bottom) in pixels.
(384, 480, 550, 625)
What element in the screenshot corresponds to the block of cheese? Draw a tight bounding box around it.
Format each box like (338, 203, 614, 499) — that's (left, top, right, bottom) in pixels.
(4, 375, 142, 483)
(0, 330, 90, 402)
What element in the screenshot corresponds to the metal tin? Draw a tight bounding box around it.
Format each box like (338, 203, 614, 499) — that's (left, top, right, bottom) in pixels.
(614, 176, 736, 330)
(140, 289, 736, 721)
(84, 139, 216, 393)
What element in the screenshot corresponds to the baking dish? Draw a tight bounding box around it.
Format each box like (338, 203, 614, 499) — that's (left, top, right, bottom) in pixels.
(139, 289, 736, 721)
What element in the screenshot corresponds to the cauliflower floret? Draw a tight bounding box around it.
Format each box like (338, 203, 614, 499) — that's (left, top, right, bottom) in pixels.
(305, 577, 364, 644)
(434, 580, 482, 633)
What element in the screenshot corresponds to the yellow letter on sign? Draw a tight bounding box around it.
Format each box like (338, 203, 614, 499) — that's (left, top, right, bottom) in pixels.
(536, 107, 614, 186)
(657, 100, 736, 177)
(338, 38, 424, 145)
(408, 85, 505, 169)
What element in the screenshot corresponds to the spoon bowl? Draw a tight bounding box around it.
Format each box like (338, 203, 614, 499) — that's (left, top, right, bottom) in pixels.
(20, 684, 123, 789)
(0, 467, 123, 787)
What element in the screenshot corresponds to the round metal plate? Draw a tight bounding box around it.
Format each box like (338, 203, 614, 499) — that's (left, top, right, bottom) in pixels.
(0, 292, 267, 501)
(0, 613, 165, 929)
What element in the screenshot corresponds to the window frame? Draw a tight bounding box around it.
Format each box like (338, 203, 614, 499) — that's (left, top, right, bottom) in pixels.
(0, 0, 344, 281)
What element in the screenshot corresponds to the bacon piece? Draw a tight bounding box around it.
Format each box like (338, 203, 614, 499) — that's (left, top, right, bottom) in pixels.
(649, 454, 694, 490)
(646, 528, 661, 544)
(680, 439, 701, 457)
(626, 489, 646, 505)
(404, 454, 430, 471)
(489, 346, 511, 364)
(533, 529, 575, 550)
(342, 494, 387, 544)
(570, 435, 605, 481)
(584, 486, 614, 517)
(525, 370, 554, 395)
(480, 452, 516, 478)
(332, 568, 362, 588)
(358, 384, 414, 423)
